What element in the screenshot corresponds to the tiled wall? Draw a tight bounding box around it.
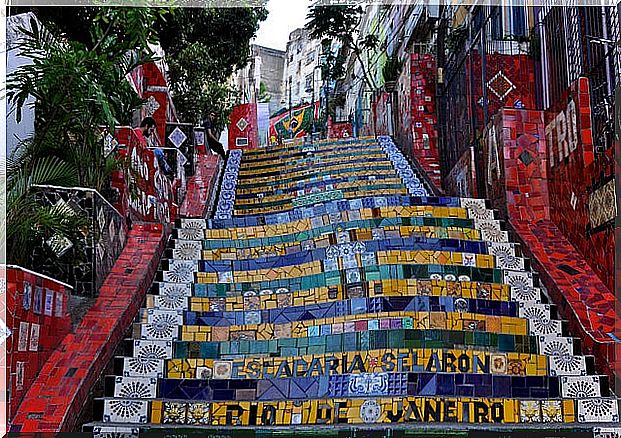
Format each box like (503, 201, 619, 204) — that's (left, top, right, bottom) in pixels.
(482, 109, 550, 223)
(11, 224, 169, 433)
(6, 267, 72, 423)
(327, 119, 353, 140)
(31, 186, 127, 297)
(394, 53, 442, 190)
(112, 127, 177, 224)
(230, 104, 260, 150)
(545, 78, 614, 291)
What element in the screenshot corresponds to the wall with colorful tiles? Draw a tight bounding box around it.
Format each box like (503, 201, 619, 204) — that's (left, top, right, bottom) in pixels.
(112, 126, 177, 224)
(6, 266, 72, 423)
(394, 53, 442, 190)
(327, 117, 353, 140)
(78, 136, 620, 436)
(544, 78, 614, 291)
(230, 104, 260, 150)
(31, 186, 128, 297)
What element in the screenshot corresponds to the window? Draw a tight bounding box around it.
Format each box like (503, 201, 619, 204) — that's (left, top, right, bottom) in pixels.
(305, 74, 313, 92)
(491, 6, 502, 40)
(306, 50, 315, 65)
(296, 82, 301, 95)
(511, 6, 526, 37)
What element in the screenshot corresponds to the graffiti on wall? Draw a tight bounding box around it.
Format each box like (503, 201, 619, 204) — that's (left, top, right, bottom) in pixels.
(269, 102, 319, 141)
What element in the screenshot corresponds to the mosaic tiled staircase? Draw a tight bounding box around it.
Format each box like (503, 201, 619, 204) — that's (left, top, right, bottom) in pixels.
(90, 136, 620, 435)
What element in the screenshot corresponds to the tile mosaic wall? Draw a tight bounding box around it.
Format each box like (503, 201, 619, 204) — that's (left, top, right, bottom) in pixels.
(32, 186, 127, 297)
(96, 137, 619, 433)
(6, 267, 73, 423)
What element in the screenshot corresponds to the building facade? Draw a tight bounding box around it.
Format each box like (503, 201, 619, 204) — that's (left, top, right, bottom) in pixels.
(281, 28, 324, 109)
(234, 44, 286, 116)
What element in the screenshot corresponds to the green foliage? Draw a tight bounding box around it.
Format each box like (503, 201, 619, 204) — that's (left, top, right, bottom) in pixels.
(258, 81, 271, 103)
(6, 8, 165, 267)
(382, 54, 401, 84)
(306, 5, 379, 92)
(155, 7, 268, 126)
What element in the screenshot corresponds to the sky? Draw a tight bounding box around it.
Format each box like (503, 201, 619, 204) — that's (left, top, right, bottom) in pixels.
(253, 0, 313, 51)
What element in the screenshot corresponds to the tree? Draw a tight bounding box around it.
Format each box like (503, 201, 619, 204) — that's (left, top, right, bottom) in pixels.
(306, 5, 380, 93)
(257, 81, 271, 103)
(155, 7, 268, 127)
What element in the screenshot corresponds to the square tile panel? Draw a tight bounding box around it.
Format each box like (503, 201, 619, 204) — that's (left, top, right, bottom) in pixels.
(103, 399, 148, 424)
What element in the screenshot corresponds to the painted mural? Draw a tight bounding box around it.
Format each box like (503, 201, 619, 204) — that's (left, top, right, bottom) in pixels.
(269, 102, 319, 142)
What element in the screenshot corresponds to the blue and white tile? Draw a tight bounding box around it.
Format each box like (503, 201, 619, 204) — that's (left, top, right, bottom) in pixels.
(504, 270, 541, 303)
(487, 242, 525, 271)
(146, 308, 184, 325)
(173, 240, 202, 260)
(460, 198, 495, 221)
(537, 336, 574, 357)
(133, 339, 173, 359)
(179, 219, 207, 229)
(474, 219, 509, 243)
(151, 294, 188, 311)
(122, 356, 164, 378)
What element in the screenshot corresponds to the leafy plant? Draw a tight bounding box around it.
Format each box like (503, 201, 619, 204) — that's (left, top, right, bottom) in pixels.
(306, 5, 380, 93)
(382, 54, 401, 85)
(155, 7, 268, 126)
(258, 81, 271, 103)
(6, 8, 165, 267)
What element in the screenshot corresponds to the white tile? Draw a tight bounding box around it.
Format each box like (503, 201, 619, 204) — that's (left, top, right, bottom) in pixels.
(561, 375, 602, 398)
(549, 354, 587, 376)
(577, 398, 619, 423)
(133, 339, 173, 359)
(122, 357, 164, 378)
(113, 376, 158, 399)
(103, 399, 148, 424)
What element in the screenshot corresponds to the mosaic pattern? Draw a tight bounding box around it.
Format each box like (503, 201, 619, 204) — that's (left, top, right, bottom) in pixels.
(215, 150, 242, 220)
(378, 135, 428, 196)
(101, 138, 618, 431)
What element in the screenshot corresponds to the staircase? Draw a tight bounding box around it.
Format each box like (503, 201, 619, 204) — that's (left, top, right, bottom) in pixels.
(88, 136, 620, 436)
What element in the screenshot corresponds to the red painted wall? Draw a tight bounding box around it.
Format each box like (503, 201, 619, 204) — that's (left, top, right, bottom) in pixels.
(327, 117, 353, 140)
(6, 266, 72, 423)
(229, 103, 259, 150)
